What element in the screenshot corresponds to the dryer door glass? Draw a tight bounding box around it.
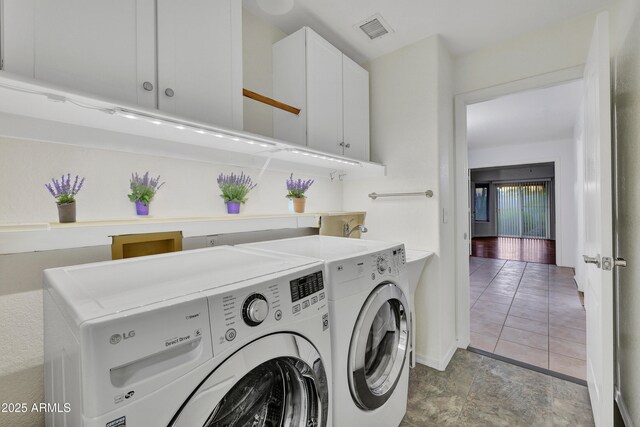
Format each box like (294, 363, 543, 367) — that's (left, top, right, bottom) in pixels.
(349, 282, 409, 411)
(170, 334, 329, 427)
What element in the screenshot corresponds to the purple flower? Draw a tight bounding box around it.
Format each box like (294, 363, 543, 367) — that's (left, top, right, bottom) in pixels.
(128, 171, 165, 205)
(45, 174, 86, 205)
(286, 174, 314, 198)
(217, 172, 257, 203)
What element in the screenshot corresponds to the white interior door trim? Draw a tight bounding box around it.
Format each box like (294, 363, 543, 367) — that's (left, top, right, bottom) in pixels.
(454, 65, 584, 348)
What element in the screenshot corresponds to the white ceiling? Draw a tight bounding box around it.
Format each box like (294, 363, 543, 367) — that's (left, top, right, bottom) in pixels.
(242, 0, 612, 63)
(466, 80, 583, 149)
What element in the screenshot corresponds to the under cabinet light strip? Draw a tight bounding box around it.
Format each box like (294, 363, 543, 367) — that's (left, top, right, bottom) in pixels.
(286, 148, 361, 166)
(112, 108, 276, 148)
(0, 79, 365, 168)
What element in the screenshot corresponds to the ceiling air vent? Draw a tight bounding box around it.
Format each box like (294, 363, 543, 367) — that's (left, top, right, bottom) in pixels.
(356, 14, 394, 41)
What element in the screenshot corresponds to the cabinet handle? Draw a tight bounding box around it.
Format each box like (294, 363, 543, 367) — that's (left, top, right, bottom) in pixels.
(345, 143, 351, 149)
(165, 88, 175, 98)
(339, 142, 345, 147)
(142, 81, 154, 91)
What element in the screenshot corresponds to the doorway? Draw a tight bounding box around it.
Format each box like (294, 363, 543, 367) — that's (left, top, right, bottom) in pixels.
(470, 164, 556, 264)
(459, 79, 587, 381)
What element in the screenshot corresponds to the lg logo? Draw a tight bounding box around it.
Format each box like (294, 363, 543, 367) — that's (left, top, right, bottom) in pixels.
(109, 330, 136, 345)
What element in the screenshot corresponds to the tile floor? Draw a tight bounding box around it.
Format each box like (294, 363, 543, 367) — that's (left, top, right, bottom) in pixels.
(400, 349, 594, 426)
(468, 257, 587, 380)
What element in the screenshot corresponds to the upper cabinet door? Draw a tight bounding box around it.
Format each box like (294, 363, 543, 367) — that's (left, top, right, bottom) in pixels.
(306, 28, 343, 155)
(342, 55, 370, 161)
(1, 0, 36, 77)
(157, 0, 242, 129)
(33, 0, 156, 108)
(272, 28, 307, 146)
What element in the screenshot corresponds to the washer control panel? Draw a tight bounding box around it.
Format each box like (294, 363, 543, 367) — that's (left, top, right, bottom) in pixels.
(242, 293, 269, 326)
(290, 271, 324, 302)
(207, 266, 328, 355)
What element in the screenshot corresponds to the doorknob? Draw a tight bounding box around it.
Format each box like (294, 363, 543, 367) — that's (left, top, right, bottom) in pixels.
(583, 254, 601, 268)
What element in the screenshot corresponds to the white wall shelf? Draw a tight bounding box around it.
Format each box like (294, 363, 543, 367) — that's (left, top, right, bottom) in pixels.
(0, 213, 326, 254)
(0, 73, 386, 179)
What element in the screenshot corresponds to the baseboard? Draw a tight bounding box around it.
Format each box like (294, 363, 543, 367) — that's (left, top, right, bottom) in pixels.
(415, 342, 457, 371)
(615, 388, 634, 427)
(457, 337, 470, 349)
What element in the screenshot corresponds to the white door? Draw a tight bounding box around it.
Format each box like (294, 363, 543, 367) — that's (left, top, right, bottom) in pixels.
(306, 28, 343, 156)
(157, 0, 242, 129)
(582, 12, 614, 426)
(33, 0, 156, 108)
(342, 54, 370, 161)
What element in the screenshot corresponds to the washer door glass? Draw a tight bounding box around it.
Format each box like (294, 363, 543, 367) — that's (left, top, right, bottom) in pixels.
(205, 357, 319, 426)
(349, 283, 409, 411)
(170, 334, 328, 427)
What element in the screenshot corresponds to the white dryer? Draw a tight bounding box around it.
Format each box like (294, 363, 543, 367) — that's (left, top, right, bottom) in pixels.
(241, 236, 410, 427)
(44, 246, 332, 427)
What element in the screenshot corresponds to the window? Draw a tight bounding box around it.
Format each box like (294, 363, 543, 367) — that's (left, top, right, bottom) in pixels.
(496, 181, 550, 239)
(474, 183, 489, 222)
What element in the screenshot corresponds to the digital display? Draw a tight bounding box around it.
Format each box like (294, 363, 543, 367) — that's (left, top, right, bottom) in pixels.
(290, 271, 324, 302)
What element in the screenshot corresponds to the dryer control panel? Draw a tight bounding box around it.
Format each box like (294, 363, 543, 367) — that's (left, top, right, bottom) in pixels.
(207, 266, 328, 356)
(328, 244, 407, 300)
(369, 246, 406, 277)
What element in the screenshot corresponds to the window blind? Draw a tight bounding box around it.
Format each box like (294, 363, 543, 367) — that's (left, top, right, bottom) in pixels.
(496, 181, 550, 239)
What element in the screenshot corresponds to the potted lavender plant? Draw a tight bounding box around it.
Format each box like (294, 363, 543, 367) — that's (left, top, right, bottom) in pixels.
(286, 174, 314, 213)
(217, 172, 257, 214)
(128, 172, 165, 216)
(45, 174, 85, 223)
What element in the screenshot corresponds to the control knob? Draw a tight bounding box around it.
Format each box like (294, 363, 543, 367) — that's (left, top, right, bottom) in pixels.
(377, 255, 389, 275)
(243, 294, 269, 326)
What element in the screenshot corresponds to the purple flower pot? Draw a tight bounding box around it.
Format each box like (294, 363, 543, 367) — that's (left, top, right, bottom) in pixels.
(226, 201, 241, 214)
(135, 201, 149, 216)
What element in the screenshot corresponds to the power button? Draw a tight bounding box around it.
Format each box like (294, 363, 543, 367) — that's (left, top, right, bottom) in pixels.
(274, 309, 283, 321)
(225, 328, 236, 342)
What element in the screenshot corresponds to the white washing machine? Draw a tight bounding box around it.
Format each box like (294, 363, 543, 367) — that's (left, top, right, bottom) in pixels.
(44, 246, 332, 427)
(241, 236, 410, 427)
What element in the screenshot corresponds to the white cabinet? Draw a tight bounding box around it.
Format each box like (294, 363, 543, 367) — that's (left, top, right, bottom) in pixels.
(1, 0, 242, 129)
(306, 29, 343, 156)
(1, 0, 36, 77)
(273, 27, 369, 161)
(33, 0, 156, 109)
(156, 0, 242, 128)
(342, 55, 370, 162)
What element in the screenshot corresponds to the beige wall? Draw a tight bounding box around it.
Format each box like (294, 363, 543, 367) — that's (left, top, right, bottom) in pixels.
(242, 9, 286, 137)
(0, 137, 343, 224)
(343, 35, 457, 369)
(0, 247, 111, 427)
(454, 13, 597, 94)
